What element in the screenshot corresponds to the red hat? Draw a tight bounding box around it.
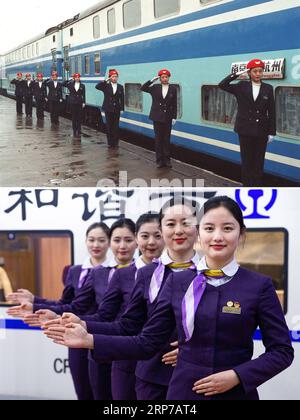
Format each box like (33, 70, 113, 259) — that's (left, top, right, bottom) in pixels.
(25, 73, 31, 77)
(247, 59, 265, 70)
(109, 69, 119, 77)
(17, 72, 22, 77)
(158, 69, 171, 77)
(73, 73, 81, 79)
(37, 73, 43, 78)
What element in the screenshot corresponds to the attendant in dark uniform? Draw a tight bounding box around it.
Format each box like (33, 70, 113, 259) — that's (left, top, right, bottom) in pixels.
(46, 198, 201, 401)
(142, 69, 177, 168)
(50, 196, 294, 401)
(7, 223, 111, 401)
(219, 59, 276, 187)
(23, 73, 34, 117)
(10, 72, 24, 115)
(32, 73, 47, 120)
(96, 69, 124, 149)
(63, 73, 86, 137)
(45, 71, 63, 124)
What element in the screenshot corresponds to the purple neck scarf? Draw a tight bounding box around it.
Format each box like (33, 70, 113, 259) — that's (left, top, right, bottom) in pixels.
(78, 268, 91, 289)
(149, 258, 196, 304)
(182, 270, 225, 342)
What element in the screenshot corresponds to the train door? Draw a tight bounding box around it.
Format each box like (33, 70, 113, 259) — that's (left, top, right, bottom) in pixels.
(63, 45, 70, 82)
(51, 48, 58, 74)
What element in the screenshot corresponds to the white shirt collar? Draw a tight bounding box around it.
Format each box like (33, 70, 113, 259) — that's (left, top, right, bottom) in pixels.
(160, 249, 200, 266)
(82, 256, 111, 269)
(135, 255, 147, 270)
(197, 257, 240, 277)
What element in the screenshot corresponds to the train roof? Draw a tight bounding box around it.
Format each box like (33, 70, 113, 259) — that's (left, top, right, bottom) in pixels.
(78, 0, 119, 21)
(46, 0, 119, 33)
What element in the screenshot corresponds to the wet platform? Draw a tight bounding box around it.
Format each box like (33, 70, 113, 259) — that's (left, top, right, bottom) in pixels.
(0, 96, 240, 187)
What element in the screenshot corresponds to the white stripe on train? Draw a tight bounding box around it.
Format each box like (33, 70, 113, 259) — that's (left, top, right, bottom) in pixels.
(118, 116, 300, 169)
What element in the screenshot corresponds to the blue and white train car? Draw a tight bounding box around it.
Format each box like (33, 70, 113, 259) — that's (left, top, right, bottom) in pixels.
(1, 0, 300, 184)
(0, 188, 299, 400)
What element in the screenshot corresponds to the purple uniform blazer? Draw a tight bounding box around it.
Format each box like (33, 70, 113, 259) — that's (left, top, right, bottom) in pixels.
(86, 262, 179, 387)
(34, 266, 111, 316)
(91, 268, 294, 400)
(83, 264, 138, 374)
(33, 265, 83, 311)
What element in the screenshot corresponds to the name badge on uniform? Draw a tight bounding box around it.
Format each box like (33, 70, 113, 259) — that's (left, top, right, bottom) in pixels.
(263, 96, 269, 100)
(222, 301, 242, 315)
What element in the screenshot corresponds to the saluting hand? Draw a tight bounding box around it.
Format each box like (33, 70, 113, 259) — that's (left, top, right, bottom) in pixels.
(162, 341, 179, 367)
(151, 76, 160, 83)
(44, 323, 94, 349)
(193, 370, 240, 397)
(235, 69, 249, 77)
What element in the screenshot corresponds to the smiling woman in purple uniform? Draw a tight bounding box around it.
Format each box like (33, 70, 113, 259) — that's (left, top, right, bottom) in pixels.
(46, 196, 294, 400)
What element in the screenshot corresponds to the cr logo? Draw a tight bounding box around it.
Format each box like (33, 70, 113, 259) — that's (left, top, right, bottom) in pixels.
(235, 189, 278, 219)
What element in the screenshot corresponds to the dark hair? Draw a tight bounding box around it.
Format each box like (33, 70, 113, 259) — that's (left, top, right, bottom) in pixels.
(204, 196, 246, 232)
(136, 213, 160, 234)
(86, 223, 110, 238)
(109, 218, 136, 240)
(159, 196, 202, 226)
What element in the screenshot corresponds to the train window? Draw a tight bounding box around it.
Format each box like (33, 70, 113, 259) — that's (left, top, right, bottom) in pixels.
(36, 43, 39, 56)
(276, 87, 300, 138)
(93, 15, 100, 39)
(202, 85, 237, 125)
(94, 53, 101, 75)
(236, 229, 288, 313)
(154, 0, 180, 19)
(84, 55, 90, 75)
(0, 231, 73, 305)
(77, 56, 82, 75)
(123, 0, 142, 30)
(125, 83, 143, 112)
(173, 84, 182, 119)
(32, 44, 35, 57)
(22, 48, 26, 59)
(70, 28, 74, 37)
(53, 35, 56, 43)
(27, 46, 31, 59)
(107, 8, 116, 34)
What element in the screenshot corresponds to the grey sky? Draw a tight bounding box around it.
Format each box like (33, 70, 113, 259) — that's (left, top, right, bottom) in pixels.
(0, 0, 99, 55)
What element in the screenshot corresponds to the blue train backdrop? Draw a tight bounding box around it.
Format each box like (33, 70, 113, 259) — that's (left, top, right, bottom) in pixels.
(1, 0, 300, 185)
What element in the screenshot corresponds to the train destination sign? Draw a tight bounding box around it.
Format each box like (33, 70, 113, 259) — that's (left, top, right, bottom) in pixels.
(231, 58, 285, 79)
